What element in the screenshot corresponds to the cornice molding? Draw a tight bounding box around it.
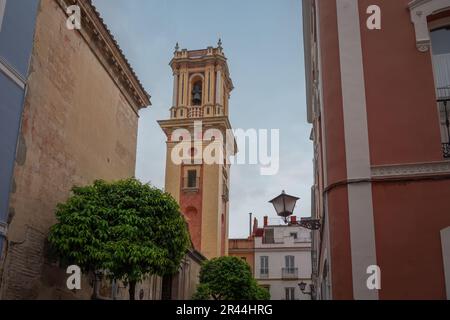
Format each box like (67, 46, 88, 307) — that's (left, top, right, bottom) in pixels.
(57, 0, 151, 113)
(371, 160, 450, 177)
(170, 49, 234, 91)
(408, 0, 450, 52)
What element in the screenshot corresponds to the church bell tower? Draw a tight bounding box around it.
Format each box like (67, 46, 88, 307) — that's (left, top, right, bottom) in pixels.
(158, 41, 235, 258)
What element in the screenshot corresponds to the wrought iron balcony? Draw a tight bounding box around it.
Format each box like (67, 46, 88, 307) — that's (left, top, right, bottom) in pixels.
(259, 270, 269, 279)
(282, 268, 298, 279)
(437, 90, 450, 159)
(443, 143, 450, 159)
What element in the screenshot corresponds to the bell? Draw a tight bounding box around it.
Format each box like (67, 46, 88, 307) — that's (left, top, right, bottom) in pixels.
(193, 92, 201, 102)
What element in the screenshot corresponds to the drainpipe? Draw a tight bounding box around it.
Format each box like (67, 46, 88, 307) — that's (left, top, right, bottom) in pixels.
(248, 213, 252, 237)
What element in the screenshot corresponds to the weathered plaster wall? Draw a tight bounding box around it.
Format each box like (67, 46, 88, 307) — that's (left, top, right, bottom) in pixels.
(0, 0, 139, 299)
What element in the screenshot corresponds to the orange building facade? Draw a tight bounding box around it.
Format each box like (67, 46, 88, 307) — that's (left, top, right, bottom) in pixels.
(303, 0, 450, 299)
(158, 44, 235, 259)
(229, 238, 255, 275)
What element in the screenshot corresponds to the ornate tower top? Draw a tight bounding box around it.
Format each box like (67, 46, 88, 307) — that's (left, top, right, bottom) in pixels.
(168, 43, 233, 120)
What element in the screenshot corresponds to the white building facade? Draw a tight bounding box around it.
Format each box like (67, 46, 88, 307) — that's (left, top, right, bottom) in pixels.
(254, 218, 313, 300)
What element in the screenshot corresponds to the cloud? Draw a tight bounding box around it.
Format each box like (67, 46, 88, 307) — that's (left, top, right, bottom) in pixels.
(92, 0, 312, 239)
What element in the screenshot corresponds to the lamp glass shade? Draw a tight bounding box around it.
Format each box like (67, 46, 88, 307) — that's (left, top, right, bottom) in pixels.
(269, 191, 300, 219)
(298, 282, 306, 291)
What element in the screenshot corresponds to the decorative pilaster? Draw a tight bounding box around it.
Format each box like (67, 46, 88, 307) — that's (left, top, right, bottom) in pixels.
(216, 68, 222, 105)
(172, 71, 179, 107)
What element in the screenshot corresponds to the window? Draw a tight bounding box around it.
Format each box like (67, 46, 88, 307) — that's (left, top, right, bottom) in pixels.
(183, 167, 200, 191)
(285, 287, 296, 300)
(282, 255, 298, 279)
(187, 170, 197, 188)
(260, 256, 269, 276)
(430, 26, 450, 158)
(285, 255, 295, 271)
(263, 228, 274, 244)
(290, 232, 298, 240)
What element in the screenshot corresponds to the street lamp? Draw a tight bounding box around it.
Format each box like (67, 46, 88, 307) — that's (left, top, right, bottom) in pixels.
(298, 281, 314, 297)
(269, 191, 321, 230)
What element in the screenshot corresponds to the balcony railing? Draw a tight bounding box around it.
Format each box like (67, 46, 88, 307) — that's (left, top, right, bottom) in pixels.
(188, 106, 203, 118)
(170, 105, 226, 119)
(282, 268, 298, 279)
(259, 270, 269, 279)
(437, 91, 450, 159)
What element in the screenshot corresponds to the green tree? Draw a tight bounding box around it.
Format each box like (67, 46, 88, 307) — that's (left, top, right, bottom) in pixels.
(48, 178, 190, 300)
(193, 256, 270, 300)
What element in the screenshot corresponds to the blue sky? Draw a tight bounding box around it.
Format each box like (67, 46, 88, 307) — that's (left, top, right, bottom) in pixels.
(93, 0, 312, 238)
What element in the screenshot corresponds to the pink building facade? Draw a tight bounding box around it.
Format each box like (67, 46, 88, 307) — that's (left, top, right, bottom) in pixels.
(303, 0, 450, 299)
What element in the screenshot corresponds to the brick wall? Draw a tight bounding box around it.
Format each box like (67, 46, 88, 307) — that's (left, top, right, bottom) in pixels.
(0, 0, 139, 299)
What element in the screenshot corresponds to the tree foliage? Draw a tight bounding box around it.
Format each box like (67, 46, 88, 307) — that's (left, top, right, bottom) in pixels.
(193, 256, 270, 300)
(48, 178, 190, 299)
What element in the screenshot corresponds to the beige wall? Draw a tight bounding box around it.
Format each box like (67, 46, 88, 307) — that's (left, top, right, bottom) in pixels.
(164, 142, 181, 201)
(0, 0, 140, 299)
(170, 252, 203, 300)
(162, 131, 230, 259)
(201, 163, 221, 258)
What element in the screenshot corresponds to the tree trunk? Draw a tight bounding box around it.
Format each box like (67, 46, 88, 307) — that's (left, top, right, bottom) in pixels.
(129, 280, 136, 300)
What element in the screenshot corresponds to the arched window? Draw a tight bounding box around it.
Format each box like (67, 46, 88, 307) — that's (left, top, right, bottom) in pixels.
(191, 80, 202, 106)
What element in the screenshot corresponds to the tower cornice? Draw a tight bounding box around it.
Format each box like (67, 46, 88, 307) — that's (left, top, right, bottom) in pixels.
(169, 47, 234, 91)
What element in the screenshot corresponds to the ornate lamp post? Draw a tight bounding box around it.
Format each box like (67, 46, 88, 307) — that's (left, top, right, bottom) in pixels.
(298, 281, 315, 298)
(269, 191, 321, 230)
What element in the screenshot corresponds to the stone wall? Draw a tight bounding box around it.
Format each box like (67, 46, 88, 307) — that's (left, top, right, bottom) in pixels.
(0, 0, 140, 299)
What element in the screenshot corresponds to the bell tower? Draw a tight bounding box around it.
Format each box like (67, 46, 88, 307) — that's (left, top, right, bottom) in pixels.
(158, 41, 235, 259)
